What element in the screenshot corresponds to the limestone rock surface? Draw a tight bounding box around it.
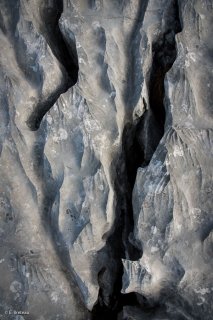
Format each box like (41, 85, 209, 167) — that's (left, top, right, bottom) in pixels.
(0, 0, 212, 319)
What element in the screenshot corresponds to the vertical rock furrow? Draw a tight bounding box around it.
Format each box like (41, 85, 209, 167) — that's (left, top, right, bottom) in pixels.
(121, 1, 213, 319)
(27, 0, 79, 130)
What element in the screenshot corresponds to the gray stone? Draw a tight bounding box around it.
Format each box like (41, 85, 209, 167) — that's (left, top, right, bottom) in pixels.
(0, 0, 212, 319)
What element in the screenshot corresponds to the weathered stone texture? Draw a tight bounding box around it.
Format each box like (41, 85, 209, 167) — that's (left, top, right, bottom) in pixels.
(0, 0, 212, 319)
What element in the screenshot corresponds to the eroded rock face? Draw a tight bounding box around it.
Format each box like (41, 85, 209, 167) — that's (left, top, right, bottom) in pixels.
(0, 0, 212, 319)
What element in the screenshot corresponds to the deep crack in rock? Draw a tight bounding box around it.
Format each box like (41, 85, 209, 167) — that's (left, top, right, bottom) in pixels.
(92, 1, 182, 318)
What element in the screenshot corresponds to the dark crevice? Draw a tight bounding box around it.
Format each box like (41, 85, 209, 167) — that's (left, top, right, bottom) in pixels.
(40, 0, 79, 84)
(27, 88, 68, 131)
(137, 0, 182, 165)
(92, 1, 182, 319)
(122, 120, 145, 259)
(91, 125, 145, 319)
(27, 0, 78, 131)
(91, 90, 150, 320)
(91, 204, 147, 320)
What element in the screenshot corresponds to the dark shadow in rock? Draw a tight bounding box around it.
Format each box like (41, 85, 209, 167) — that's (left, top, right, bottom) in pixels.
(92, 1, 183, 319)
(137, 0, 182, 165)
(27, 0, 79, 130)
(40, 0, 79, 85)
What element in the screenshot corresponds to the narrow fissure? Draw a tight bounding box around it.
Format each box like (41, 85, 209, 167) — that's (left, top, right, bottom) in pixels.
(91, 117, 160, 320)
(137, 3, 182, 166)
(40, 0, 78, 85)
(27, 0, 78, 131)
(91, 120, 146, 319)
(92, 1, 182, 318)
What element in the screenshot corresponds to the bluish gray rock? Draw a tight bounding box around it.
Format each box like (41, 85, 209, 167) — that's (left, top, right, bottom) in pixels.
(0, 0, 212, 319)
